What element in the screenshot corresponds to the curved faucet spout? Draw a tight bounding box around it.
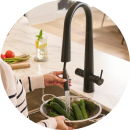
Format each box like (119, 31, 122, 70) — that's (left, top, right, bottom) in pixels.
(61, 1, 94, 93)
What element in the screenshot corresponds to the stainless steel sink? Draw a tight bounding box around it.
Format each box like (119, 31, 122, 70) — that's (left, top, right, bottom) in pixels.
(44, 85, 109, 115)
(101, 109, 109, 115)
(27, 85, 109, 126)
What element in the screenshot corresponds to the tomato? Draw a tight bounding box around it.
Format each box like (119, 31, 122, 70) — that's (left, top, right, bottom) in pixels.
(1, 54, 6, 59)
(5, 50, 15, 58)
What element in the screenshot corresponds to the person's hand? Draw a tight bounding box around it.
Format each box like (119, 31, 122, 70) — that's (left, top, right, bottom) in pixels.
(55, 116, 74, 130)
(43, 71, 71, 88)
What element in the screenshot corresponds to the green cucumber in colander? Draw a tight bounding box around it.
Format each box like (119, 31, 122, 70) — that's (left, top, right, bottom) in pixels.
(51, 97, 65, 108)
(79, 99, 88, 119)
(50, 102, 75, 120)
(47, 112, 59, 117)
(47, 112, 70, 121)
(70, 109, 76, 119)
(72, 103, 84, 120)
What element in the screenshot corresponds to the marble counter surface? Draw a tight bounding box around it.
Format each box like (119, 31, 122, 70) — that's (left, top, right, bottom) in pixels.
(2, 23, 130, 112)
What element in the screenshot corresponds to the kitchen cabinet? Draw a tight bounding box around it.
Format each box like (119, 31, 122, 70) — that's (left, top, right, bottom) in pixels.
(26, 1, 58, 25)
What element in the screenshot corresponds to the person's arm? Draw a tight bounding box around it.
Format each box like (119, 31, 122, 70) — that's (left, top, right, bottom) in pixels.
(0, 58, 75, 130)
(19, 71, 71, 93)
(19, 75, 44, 93)
(0, 59, 17, 107)
(0, 58, 54, 129)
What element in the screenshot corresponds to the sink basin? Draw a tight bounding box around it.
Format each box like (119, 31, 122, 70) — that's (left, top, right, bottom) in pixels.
(28, 85, 109, 128)
(44, 85, 109, 115)
(101, 109, 109, 115)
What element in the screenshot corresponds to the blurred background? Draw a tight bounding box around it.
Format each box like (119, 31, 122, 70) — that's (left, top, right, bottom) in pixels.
(23, 0, 129, 61)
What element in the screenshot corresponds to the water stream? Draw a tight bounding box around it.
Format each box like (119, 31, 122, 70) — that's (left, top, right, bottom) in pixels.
(65, 90, 70, 115)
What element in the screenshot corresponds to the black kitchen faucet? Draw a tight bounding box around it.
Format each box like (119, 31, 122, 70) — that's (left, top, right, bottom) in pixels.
(61, 1, 104, 93)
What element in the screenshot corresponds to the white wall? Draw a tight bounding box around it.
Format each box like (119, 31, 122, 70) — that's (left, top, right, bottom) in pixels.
(26, 1, 58, 25)
(26, 1, 98, 25)
(57, 7, 98, 19)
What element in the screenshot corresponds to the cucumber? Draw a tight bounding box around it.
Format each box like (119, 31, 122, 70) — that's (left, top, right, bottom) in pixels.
(85, 100, 98, 116)
(47, 112, 59, 117)
(43, 103, 50, 108)
(50, 102, 67, 117)
(67, 115, 75, 120)
(73, 100, 80, 106)
(47, 112, 70, 121)
(70, 109, 75, 119)
(85, 100, 98, 111)
(72, 103, 84, 120)
(52, 97, 65, 108)
(79, 99, 88, 119)
(50, 102, 75, 120)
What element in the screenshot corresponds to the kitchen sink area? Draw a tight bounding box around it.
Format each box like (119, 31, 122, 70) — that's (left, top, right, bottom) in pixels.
(2, 12, 130, 129)
(27, 85, 109, 127)
(44, 86, 108, 117)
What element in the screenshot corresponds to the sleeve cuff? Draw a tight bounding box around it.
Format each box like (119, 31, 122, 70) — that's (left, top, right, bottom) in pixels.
(31, 75, 45, 91)
(37, 118, 57, 129)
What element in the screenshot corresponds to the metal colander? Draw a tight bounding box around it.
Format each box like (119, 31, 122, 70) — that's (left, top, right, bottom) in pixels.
(40, 94, 104, 129)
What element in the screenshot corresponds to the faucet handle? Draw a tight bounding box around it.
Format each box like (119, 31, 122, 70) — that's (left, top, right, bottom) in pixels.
(88, 70, 104, 86)
(100, 70, 103, 79)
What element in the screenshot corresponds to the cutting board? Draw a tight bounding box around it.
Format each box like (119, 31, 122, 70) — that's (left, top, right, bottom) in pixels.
(2, 46, 30, 70)
(10, 60, 30, 70)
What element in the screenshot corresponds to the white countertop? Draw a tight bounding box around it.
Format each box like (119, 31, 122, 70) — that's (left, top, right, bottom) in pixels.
(2, 23, 130, 112)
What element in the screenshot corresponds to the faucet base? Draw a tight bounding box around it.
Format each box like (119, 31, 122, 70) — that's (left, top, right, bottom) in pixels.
(83, 82, 94, 93)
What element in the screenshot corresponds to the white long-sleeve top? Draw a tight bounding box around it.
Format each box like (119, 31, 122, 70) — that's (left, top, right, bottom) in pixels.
(0, 58, 57, 129)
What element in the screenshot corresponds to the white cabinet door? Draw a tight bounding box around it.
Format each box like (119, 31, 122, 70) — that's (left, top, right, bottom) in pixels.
(26, 1, 58, 25)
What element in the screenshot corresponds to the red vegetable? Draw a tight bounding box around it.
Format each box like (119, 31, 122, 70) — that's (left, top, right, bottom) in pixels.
(1, 54, 6, 59)
(5, 50, 15, 58)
